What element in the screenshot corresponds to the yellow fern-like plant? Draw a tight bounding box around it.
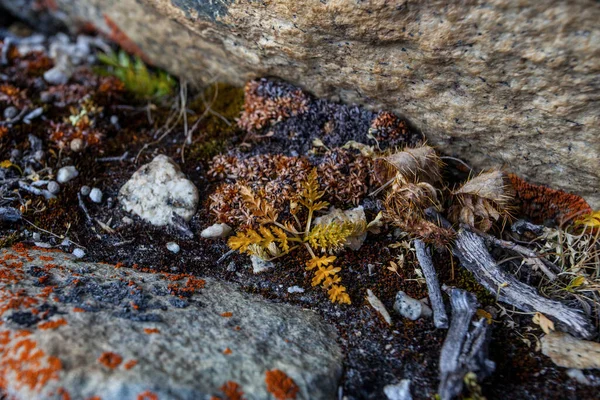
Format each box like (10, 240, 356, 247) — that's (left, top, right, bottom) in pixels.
(227, 168, 352, 304)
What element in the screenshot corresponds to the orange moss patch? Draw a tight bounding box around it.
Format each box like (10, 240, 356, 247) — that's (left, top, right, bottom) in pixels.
(98, 352, 123, 369)
(265, 369, 299, 400)
(220, 312, 233, 318)
(509, 174, 592, 224)
(143, 328, 160, 334)
(38, 318, 67, 330)
(124, 360, 138, 370)
(0, 333, 62, 392)
(223, 348, 232, 355)
(137, 390, 159, 400)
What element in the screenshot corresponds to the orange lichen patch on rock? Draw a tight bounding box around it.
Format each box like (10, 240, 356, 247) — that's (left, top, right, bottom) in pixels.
(238, 79, 309, 131)
(56, 387, 71, 400)
(220, 312, 233, 318)
(98, 352, 123, 369)
(123, 360, 138, 370)
(143, 328, 160, 334)
(72, 307, 85, 313)
(137, 390, 159, 400)
(38, 318, 67, 330)
(167, 276, 206, 298)
(38, 256, 55, 262)
(213, 381, 245, 400)
(103, 14, 149, 62)
(265, 369, 299, 400)
(87, 397, 102, 400)
(509, 174, 592, 224)
(223, 348, 232, 355)
(39, 286, 55, 299)
(0, 332, 62, 392)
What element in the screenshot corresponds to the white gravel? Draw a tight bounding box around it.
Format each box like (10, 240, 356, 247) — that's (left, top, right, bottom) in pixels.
(57, 166, 79, 183)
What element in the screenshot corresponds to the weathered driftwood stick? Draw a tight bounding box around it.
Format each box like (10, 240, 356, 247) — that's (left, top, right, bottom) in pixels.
(439, 288, 495, 400)
(454, 227, 595, 340)
(414, 239, 449, 329)
(473, 228, 558, 281)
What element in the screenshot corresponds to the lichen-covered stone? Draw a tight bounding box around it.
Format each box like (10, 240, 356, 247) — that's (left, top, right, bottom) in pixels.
(541, 332, 600, 370)
(3, 0, 598, 206)
(0, 247, 342, 399)
(119, 155, 198, 226)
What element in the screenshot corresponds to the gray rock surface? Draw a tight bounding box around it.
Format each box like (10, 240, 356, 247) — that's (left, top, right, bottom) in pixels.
(2, 0, 598, 206)
(541, 332, 600, 370)
(119, 155, 199, 226)
(0, 247, 342, 399)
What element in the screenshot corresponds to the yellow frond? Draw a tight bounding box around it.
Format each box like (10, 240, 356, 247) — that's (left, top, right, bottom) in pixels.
(271, 226, 290, 252)
(576, 210, 600, 229)
(228, 229, 262, 252)
(305, 255, 337, 270)
(305, 222, 354, 252)
(328, 285, 351, 304)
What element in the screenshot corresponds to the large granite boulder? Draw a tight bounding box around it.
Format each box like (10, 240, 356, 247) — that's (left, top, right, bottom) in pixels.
(2, 0, 599, 207)
(0, 247, 342, 399)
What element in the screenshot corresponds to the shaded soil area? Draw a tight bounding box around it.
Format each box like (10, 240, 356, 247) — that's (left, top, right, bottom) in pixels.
(0, 21, 598, 400)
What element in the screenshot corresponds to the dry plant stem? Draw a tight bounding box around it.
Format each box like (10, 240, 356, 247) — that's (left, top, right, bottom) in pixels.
(438, 287, 495, 400)
(454, 226, 595, 339)
(414, 239, 449, 329)
(473, 227, 559, 281)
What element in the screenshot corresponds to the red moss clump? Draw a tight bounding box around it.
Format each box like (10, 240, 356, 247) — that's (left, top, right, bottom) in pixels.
(265, 369, 299, 400)
(38, 318, 67, 330)
(237, 80, 309, 131)
(509, 174, 592, 224)
(369, 111, 409, 141)
(98, 352, 123, 369)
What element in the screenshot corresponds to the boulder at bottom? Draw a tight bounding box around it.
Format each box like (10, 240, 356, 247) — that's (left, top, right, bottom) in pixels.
(0, 246, 342, 400)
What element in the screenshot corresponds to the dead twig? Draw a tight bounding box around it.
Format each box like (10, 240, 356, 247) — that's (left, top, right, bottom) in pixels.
(414, 239, 449, 329)
(454, 226, 595, 339)
(438, 287, 495, 400)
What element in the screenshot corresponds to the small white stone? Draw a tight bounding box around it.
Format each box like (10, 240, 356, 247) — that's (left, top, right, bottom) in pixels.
(287, 286, 305, 294)
(89, 188, 103, 203)
(47, 181, 60, 195)
(57, 166, 79, 183)
(72, 248, 85, 258)
(32, 232, 41, 241)
(80, 185, 91, 196)
(384, 380, 412, 400)
(122, 216, 133, 224)
(394, 291, 432, 321)
(201, 223, 232, 239)
(118, 155, 198, 226)
(70, 138, 84, 152)
(166, 242, 180, 253)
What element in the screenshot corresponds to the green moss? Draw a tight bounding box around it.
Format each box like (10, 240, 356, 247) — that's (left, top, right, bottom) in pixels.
(453, 268, 496, 306)
(0, 231, 20, 248)
(186, 83, 244, 162)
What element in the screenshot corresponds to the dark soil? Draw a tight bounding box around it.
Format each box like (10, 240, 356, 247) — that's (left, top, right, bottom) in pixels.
(0, 22, 598, 400)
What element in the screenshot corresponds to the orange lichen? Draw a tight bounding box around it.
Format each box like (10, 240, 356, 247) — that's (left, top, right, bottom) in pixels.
(72, 307, 85, 313)
(223, 348, 232, 355)
(143, 328, 160, 334)
(56, 387, 71, 400)
(38, 318, 67, 330)
(137, 390, 159, 400)
(509, 174, 592, 224)
(220, 312, 233, 318)
(124, 360, 138, 370)
(98, 352, 123, 369)
(265, 369, 299, 400)
(38, 256, 54, 262)
(0, 334, 62, 392)
(214, 381, 245, 400)
(87, 397, 102, 400)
